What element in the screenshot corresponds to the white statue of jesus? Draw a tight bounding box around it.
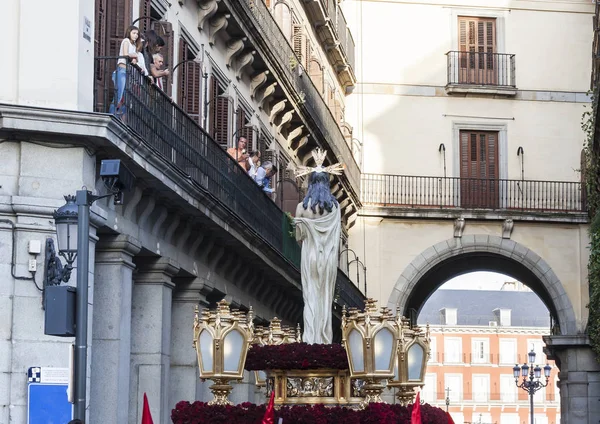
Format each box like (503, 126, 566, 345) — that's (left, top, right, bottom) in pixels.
(294, 169, 341, 344)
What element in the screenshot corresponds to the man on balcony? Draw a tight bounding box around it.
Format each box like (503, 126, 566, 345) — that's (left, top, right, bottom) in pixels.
(227, 136, 250, 171)
(254, 161, 277, 196)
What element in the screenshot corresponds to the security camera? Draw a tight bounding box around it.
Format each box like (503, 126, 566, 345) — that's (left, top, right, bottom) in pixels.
(100, 159, 135, 204)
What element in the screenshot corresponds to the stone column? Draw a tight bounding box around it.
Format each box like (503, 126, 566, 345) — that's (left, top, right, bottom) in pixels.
(169, 283, 204, 408)
(130, 257, 180, 424)
(544, 335, 600, 424)
(89, 235, 141, 424)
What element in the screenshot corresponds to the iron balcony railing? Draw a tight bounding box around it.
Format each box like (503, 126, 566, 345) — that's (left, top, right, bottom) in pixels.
(446, 51, 516, 88)
(94, 57, 301, 268)
(362, 173, 584, 213)
(231, 0, 360, 192)
(93, 57, 365, 307)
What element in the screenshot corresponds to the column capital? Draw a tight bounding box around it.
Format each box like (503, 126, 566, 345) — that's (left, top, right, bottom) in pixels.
(173, 279, 205, 303)
(95, 234, 142, 269)
(134, 257, 180, 288)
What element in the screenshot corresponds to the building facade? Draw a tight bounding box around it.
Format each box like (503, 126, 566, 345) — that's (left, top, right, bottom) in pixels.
(1, 0, 364, 422)
(419, 288, 560, 424)
(341, 0, 600, 422)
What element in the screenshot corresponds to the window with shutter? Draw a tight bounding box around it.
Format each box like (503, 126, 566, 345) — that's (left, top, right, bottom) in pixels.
(308, 58, 324, 95)
(292, 24, 306, 68)
(209, 76, 230, 149)
(459, 130, 499, 208)
(457, 17, 496, 85)
(177, 37, 202, 125)
(95, 0, 132, 111)
(235, 107, 253, 147)
(139, 0, 152, 33)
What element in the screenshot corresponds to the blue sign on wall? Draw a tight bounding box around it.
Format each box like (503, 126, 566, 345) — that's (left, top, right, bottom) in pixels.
(27, 383, 72, 424)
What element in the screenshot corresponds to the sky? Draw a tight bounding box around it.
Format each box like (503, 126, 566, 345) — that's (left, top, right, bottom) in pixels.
(439, 271, 517, 291)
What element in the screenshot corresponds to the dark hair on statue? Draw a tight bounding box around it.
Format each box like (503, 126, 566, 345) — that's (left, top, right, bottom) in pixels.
(302, 171, 338, 215)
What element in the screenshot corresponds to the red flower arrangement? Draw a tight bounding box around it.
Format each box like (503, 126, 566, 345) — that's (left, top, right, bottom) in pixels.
(244, 343, 349, 371)
(171, 401, 449, 423)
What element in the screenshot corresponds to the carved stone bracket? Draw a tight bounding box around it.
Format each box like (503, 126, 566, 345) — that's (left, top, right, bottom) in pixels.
(258, 82, 278, 112)
(198, 0, 220, 31)
(287, 125, 304, 148)
(235, 50, 256, 80)
(269, 99, 288, 124)
(502, 218, 514, 239)
(250, 70, 270, 99)
(454, 217, 465, 238)
(293, 134, 309, 153)
(208, 13, 230, 46)
(276, 109, 294, 134)
(225, 37, 247, 69)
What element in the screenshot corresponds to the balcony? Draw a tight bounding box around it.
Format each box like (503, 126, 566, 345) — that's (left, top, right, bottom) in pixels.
(303, 0, 357, 86)
(361, 173, 586, 222)
(227, 0, 360, 199)
(446, 51, 517, 96)
(94, 57, 365, 310)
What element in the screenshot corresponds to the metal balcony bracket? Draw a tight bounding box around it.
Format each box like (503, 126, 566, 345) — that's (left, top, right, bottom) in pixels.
(198, 0, 220, 31)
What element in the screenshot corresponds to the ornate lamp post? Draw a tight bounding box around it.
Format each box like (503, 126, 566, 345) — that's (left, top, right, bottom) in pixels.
(193, 300, 254, 405)
(445, 387, 451, 413)
(341, 299, 399, 408)
(387, 315, 430, 405)
(513, 348, 552, 424)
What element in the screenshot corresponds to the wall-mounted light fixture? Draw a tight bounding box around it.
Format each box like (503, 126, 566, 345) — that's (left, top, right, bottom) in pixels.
(44, 195, 78, 287)
(439, 143, 446, 177)
(517, 146, 524, 181)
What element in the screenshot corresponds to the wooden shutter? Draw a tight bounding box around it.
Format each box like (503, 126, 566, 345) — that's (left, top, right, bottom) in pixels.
(106, 0, 133, 57)
(236, 107, 253, 145)
(177, 38, 202, 125)
(139, 0, 152, 33)
(292, 24, 306, 68)
(459, 130, 499, 208)
(209, 76, 229, 149)
(152, 21, 174, 96)
(458, 17, 496, 84)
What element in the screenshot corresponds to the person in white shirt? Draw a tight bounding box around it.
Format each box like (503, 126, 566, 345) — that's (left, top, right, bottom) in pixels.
(247, 151, 261, 179)
(111, 26, 141, 116)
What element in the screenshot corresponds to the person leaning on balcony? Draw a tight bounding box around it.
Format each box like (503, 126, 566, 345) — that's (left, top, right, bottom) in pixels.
(247, 150, 261, 179)
(227, 137, 250, 171)
(151, 53, 169, 91)
(135, 36, 149, 76)
(110, 25, 141, 116)
(254, 161, 278, 195)
(144, 31, 169, 84)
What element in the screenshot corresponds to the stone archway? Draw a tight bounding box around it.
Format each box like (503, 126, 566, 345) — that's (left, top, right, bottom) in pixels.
(386, 235, 577, 336)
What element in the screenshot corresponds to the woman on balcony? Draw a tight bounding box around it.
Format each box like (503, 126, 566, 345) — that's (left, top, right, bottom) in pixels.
(110, 26, 142, 117)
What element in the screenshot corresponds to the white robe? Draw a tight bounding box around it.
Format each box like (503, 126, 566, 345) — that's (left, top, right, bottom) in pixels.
(294, 204, 341, 344)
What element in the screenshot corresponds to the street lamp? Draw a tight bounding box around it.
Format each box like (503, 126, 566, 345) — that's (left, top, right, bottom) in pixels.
(445, 387, 450, 413)
(45, 195, 79, 286)
(513, 348, 552, 424)
(193, 300, 254, 405)
(46, 159, 134, 422)
(341, 299, 399, 408)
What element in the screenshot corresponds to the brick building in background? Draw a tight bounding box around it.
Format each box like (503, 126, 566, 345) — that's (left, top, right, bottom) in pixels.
(417, 283, 559, 424)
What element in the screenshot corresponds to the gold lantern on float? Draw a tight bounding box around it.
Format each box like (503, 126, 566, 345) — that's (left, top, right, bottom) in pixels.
(387, 314, 430, 405)
(193, 300, 254, 405)
(341, 299, 399, 408)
